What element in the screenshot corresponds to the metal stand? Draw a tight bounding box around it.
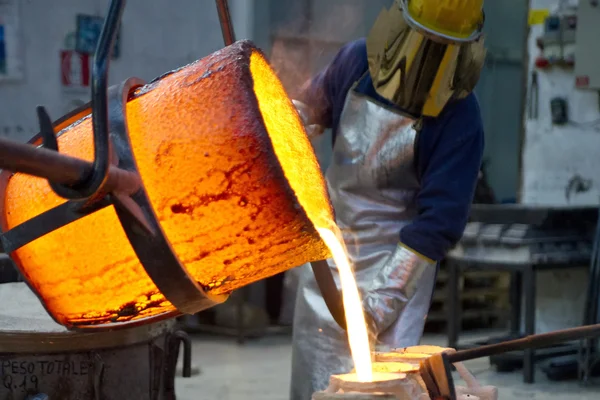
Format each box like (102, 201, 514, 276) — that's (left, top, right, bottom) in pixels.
(446, 205, 597, 384)
(447, 257, 587, 383)
(0, 282, 193, 400)
(579, 206, 600, 383)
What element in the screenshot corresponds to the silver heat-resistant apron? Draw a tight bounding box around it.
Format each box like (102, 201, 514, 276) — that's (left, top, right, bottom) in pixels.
(290, 82, 438, 399)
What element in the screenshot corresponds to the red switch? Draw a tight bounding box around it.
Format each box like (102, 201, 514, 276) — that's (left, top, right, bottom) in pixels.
(535, 57, 550, 69)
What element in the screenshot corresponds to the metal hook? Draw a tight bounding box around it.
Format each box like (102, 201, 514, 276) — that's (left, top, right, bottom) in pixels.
(39, 0, 126, 201)
(82, 0, 126, 199)
(37, 106, 95, 200)
(170, 330, 193, 378)
(38, 106, 58, 152)
(163, 330, 194, 399)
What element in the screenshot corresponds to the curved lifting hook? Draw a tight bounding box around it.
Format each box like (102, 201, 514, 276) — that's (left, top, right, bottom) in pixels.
(170, 330, 193, 378)
(37, 106, 91, 200)
(38, 107, 59, 152)
(39, 0, 127, 200)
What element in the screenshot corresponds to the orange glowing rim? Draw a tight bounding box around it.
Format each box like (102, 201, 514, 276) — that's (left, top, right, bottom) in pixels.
(377, 352, 431, 359)
(370, 361, 419, 374)
(246, 44, 334, 234)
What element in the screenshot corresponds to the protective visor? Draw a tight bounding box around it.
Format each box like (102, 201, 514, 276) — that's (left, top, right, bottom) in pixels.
(367, 4, 486, 118)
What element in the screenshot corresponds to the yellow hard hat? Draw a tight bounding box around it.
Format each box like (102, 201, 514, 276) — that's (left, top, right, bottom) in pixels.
(399, 0, 484, 41)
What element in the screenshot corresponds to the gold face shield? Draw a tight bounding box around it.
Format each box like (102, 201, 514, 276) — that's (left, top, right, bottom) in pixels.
(367, 0, 486, 118)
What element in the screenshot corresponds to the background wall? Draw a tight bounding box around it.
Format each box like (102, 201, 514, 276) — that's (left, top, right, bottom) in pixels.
(476, 0, 529, 203)
(519, 0, 598, 333)
(0, 0, 252, 143)
(521, 0, 600, 206)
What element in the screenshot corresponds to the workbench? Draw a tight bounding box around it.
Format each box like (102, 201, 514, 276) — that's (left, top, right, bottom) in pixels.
(445, 204, 597, 383)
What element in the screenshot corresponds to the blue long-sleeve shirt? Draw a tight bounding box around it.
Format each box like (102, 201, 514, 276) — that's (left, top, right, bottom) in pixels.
(297, 39, 484, 261)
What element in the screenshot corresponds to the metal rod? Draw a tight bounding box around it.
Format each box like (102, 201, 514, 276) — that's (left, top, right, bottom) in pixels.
(0, 137, 140, 196)
(448, 323, 600, 363)
(0, 198, 112, 254)
(215, 0, 236, 46)
(84, 0, 127, 197)
(585, 210, 600, 325)
(26, 0, 130, 200)
(0, 137, 90, 184)
(311, 260, 347, 330)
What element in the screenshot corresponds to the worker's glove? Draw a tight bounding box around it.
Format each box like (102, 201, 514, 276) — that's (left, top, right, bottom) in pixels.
(292, 100, 325, 139)
(362, 243, 436, 342)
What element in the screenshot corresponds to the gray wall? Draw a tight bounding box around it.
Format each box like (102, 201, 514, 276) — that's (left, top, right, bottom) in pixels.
(475, 0, 530, 203)
(0, 0, 231, 143)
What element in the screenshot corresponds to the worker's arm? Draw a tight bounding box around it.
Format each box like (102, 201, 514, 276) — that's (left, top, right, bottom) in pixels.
(293, 39, 369, 139)
(363, 93, 485, 338)
(401, 93, 484, 260)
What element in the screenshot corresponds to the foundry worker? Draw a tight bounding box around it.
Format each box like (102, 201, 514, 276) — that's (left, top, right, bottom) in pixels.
(289, 0, 486, 398)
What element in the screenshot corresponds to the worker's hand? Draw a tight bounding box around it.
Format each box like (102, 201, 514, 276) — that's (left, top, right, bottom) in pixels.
(292, 100, 325, 139)
(361, 243, 436, 340)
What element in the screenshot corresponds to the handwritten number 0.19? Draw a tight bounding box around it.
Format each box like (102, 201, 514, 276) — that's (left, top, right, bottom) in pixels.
(30, 375, 39, 391)
(17, 375, 39, 392)
(2, 375, 38, 392)
(2, 375, 11, 390)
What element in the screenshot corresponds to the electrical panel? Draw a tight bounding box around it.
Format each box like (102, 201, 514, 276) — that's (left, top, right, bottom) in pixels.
(534, 13, 577, 69)
(574, 0, 600, 89)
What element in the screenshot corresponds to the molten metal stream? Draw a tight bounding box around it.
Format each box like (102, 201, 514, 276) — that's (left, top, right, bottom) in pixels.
(316, 227, 373, 382)
(249, 47, 373, 380)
